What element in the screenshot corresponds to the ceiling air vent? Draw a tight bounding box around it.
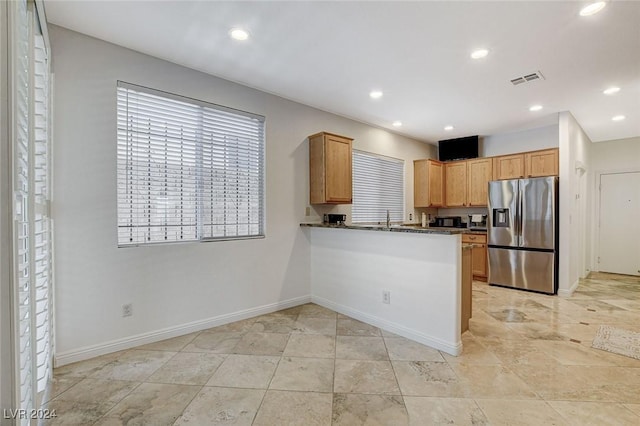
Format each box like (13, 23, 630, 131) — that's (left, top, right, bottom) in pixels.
(510, 71, 545, 86)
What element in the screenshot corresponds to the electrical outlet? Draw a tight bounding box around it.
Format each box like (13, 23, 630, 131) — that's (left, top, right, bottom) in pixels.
(382, 290, 391, 304)
(409, 213, 413, 221)
(305, 206, 311, 216)
(122, 303, 133, 317)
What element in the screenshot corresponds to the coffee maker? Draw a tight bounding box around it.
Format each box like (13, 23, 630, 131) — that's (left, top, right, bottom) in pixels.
(468, 214, 487, 231)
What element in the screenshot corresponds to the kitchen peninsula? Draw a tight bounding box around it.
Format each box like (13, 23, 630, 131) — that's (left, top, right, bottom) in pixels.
(301, 223, 468, 356)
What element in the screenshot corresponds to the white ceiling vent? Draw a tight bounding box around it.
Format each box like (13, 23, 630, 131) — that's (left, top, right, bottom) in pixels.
(511, 71, 545, 86)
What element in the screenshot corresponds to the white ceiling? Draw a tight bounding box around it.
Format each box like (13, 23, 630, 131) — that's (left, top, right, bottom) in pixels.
(45, 0, 640, 144)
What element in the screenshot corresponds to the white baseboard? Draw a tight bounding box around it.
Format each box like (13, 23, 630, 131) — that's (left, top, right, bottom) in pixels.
(558, 279, 580, 297)
(311, 295, 462, 356)
(54, 295, 311, 367)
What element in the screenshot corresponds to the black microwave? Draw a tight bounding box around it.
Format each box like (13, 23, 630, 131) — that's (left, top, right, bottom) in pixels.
(432, 216, 464, 228)
(324, 214, 346, 225)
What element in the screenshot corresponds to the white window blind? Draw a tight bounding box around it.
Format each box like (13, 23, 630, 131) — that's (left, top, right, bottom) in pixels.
(352, 150, 404, 224)
(117, 82, 265, 246)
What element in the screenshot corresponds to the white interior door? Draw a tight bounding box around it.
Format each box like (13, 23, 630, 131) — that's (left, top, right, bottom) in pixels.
(598, 172, 640, 276)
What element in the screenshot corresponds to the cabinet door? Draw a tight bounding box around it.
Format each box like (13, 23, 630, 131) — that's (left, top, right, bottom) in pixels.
(324, 135, 352, 202)
(414, 159, 444, 207)
(414, 160, 429, 208)
(467, 158, 492, 206)
(428, 160, 445, 207)
(525, 148, 558, 177)
(462, 234, 488, 279)
(472, 244, 487, 278)
(445, 161, 467, 207)
(493, 154, 525, 180)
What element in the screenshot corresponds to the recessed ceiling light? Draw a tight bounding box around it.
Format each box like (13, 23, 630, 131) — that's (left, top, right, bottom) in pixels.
(612, 115, 626, 121)
(229, 28, 250, 41)
(369, 90, 383, 99)
(529, 105, 543, 112)
(603, 86, 620, 95)
(470, 49, 489, 59)
(392, 121, 402, 127)
(444, 125, 454, 131)
(579, 1, 606, 17)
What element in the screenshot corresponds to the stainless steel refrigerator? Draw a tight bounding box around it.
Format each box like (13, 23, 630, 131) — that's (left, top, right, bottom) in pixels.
(488, 177, 558, 294)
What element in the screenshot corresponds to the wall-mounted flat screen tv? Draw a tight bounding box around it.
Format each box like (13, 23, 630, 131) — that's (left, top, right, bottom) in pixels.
(438, 135, 479, 161)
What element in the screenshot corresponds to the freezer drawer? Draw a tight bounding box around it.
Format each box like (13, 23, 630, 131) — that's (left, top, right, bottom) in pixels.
(488, 247, 556, 294)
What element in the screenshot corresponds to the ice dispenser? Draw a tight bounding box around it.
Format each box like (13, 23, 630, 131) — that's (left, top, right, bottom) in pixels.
(493, 208, 510, 227)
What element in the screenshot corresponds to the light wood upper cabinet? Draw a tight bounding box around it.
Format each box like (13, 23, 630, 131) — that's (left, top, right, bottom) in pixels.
(309, 132, 353, 204)
(467, 158, 492, 206)
(525, 148, 559, 178)
(414, 159, 444, 207)
(415, 148, 558, 209)
(493, 153, 525, 180)
(445, 161, 468, 207)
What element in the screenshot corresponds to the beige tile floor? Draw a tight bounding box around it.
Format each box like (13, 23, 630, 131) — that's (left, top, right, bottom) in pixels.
(43, 272, 640, 425)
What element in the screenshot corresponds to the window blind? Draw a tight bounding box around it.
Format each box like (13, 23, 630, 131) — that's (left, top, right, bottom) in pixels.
(117, 82, 265, 246)
(352, 150, 404, 224)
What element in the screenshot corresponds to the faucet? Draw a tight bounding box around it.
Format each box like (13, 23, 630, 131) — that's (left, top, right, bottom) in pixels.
(386, 210, 391, 229)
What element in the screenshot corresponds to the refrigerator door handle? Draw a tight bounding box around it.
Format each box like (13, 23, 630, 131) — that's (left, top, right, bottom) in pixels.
(519, 181, 524, 246)
(514, 180, 521, 247)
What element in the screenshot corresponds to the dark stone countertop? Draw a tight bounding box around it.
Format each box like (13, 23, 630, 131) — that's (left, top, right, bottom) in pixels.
(300, 223, 466, 235)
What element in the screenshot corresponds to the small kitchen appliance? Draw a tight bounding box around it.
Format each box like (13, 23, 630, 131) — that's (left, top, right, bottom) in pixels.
(324, 214, 346, 225)
(431, 216, 465, 228)
(467, 214, 487, 231)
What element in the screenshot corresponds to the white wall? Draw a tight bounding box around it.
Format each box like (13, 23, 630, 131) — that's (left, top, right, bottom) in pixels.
(49, 26, 432, 363)
(588, 136, 640, 272)
(482, 124, 559, 157)
(558, 112, 591, 295)
(309, 227, 462, 355)
(590, 136, 640, 170)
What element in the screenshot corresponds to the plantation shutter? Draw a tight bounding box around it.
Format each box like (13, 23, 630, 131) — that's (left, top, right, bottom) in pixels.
(12, 0, 35, 418)
(117, 82, 265, 246)
(352, 150, 404, 224)
(9, 0, 53, 417)
(32, 32, 52, 394)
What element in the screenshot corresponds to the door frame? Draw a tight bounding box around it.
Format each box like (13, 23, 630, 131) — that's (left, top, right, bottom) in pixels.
(592, 167, 640, 274)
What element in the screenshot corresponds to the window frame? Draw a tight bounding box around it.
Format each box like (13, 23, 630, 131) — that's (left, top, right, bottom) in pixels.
(116, 81, 266, 247)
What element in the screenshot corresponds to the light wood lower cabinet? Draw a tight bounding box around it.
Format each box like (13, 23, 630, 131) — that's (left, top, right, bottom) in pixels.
(462, 233, 487, 281)
(461, 245, 472, 333)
